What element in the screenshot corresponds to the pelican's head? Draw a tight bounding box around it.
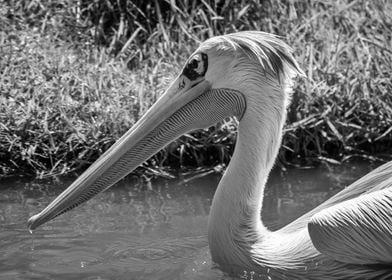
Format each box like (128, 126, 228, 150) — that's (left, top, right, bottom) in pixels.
(28, 31, 304, 230)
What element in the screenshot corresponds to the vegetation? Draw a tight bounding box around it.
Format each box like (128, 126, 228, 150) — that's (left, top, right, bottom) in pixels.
(1, 0, 391, 178)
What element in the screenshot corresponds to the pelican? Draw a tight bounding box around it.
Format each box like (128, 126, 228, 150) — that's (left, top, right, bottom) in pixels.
(28, 31, 392, 279)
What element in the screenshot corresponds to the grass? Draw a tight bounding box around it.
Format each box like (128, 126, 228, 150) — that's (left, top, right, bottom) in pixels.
(0, 0, 391, 178)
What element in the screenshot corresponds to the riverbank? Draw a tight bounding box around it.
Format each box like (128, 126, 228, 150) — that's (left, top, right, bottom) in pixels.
(1, 1, 391, 178)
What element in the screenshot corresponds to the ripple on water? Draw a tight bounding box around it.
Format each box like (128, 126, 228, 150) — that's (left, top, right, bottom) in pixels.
(0, 223, 219, 280)
(101, 234, 209, 268)
(29, 237, 104, 275)
(29, 230, 216, 279)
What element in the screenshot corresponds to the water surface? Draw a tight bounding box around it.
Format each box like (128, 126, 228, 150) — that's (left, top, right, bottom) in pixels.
(0, 161, 378, 279)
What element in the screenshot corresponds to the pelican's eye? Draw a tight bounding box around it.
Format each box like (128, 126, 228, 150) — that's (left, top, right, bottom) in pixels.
(183, 53, 208, 80)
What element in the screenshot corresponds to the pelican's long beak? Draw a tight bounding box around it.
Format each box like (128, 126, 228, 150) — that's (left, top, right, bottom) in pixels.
(27, 71, 246, 231)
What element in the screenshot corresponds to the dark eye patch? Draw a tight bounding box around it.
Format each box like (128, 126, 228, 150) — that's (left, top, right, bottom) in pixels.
(182, 53, 208, 80)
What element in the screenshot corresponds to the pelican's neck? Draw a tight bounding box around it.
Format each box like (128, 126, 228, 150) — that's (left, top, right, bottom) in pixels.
(208, 85, 287, 269)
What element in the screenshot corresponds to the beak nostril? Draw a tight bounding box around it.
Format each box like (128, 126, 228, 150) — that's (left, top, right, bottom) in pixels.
(179, 78, 186, 90)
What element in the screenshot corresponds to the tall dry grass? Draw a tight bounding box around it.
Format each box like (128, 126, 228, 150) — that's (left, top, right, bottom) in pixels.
(0, 0, 391, 177)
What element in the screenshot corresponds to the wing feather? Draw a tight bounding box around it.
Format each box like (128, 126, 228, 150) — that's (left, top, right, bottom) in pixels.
(308, 187, 392, 264)
(283, 160, 392, 233)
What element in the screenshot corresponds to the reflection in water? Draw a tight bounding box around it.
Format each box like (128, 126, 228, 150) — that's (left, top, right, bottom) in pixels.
(0, 161, 379, 279)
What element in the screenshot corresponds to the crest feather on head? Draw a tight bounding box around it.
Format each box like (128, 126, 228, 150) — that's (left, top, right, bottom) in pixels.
(203, 31, 305, 81)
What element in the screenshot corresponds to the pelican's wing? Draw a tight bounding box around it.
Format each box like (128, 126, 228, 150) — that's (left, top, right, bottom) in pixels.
(307, 161, 392, 264)
(284, 161, 392, 234)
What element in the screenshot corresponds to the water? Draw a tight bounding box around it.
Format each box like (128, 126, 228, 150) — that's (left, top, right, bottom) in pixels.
(0, 161, 379, 280)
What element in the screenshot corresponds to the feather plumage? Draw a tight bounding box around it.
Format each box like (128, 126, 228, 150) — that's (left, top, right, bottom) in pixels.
(200, 32, 392, 279)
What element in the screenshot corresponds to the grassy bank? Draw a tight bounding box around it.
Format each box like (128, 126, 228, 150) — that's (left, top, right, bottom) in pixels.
(1, 0, 391, 178)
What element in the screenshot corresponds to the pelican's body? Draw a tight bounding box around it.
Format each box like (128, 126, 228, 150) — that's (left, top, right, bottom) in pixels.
(28, 31, 392, 279)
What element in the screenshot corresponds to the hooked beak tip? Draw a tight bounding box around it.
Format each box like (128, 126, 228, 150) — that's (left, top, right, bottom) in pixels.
(27, 214, 40, 232)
